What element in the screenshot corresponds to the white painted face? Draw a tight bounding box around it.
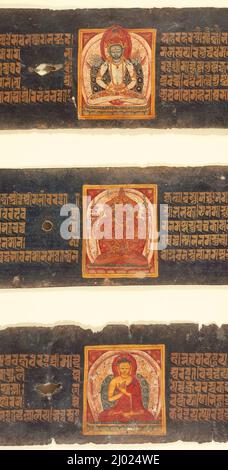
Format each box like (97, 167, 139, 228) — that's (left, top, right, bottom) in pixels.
(109, 44, 124, 61)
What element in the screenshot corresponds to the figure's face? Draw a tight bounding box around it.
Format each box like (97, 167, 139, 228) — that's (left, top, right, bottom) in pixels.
(109, 44, 124, 60)
(118, 362, 131, 378)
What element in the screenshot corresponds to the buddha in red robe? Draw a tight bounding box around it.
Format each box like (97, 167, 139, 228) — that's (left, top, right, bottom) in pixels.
(99, 354, 153, 423)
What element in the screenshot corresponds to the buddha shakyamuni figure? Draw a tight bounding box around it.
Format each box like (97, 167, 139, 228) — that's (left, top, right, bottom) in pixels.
(88, 25, 148, 107)
(99, 354, 154, 423)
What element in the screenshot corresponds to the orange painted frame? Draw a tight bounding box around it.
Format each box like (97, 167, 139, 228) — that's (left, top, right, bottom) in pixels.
(78, 28, 157, 120)
(82, 184, 159, 279)
(83, 344, 166, 436)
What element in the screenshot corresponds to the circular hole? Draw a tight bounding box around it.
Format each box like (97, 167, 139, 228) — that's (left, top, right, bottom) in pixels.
(42, 220, 53, 233)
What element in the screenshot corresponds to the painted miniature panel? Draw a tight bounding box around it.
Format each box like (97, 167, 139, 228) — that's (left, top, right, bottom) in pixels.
(83, 345, 165, 435)
(78, 27, 156, 120)
(82, 184, 158, 278)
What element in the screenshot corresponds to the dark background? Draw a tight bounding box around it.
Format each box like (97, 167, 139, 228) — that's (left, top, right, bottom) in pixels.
(0, 324, 227, 445)
(0, 166, 227, 288)
(0, 8, 227, 128)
